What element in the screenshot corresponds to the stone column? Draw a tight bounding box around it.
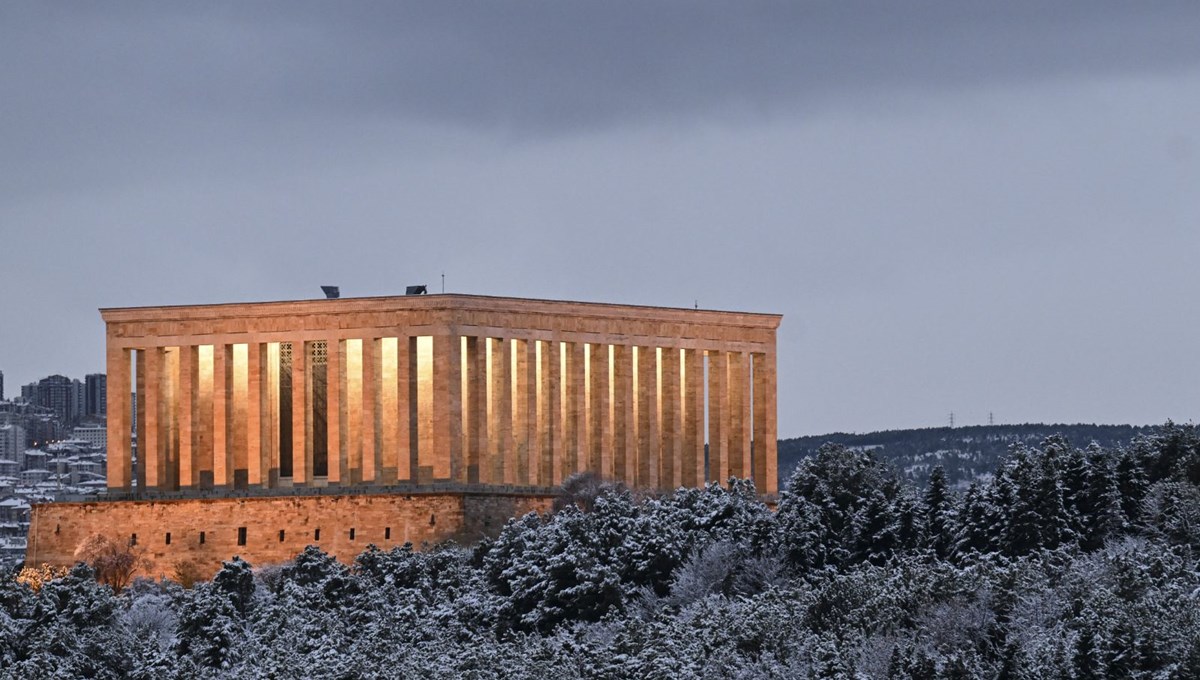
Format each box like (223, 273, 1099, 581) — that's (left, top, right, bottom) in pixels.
(140, 347, 166, 490)
(564, 341, 586, 478)
(430, 333, 463, 482)
(540, 340, 563, 486)
(291, 341, 309, 485)
(345, 340, 363, 482)
(325, 338, 344, 485)
(247, 342, 266, 487)
(707, 350, 730, 484)
(379, 337, 399, 485)
(212, 344, 233, 488)
(729, 351, 752, 481)
(106, 344, 132, 491)
(636, 345, 659, 489)
(683, 348, 705, 488)
(514, 339, 537, 485)
(466, 336, 487, 483)
(177, 346, 197, 488)
(612, 345, 636, 483)
(488, 338, 512, 484)
(660, 348, 682, 490)
(588, 343, 612, 477)
(752, 351, 778, 495)
(361, 336, 380, 483)
(397, 335, 416, 482)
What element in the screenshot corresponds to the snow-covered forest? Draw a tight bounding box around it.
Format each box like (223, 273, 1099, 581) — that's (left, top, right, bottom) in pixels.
(4, 423, 1200, 678)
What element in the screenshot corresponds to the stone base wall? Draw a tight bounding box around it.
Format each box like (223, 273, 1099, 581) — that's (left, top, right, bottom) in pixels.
(27, 491, 556, 580)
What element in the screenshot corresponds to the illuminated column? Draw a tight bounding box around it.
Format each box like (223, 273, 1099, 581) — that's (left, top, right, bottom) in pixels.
(588, 342, 612, 477)
(397, 336, 415, 482)
(106, 344, 131, 491)
(164, 348, 180, 490)
(613, 345, 636, 483)
(752, 351, 778, 495)
(145, 347, 168, 489)
(380, 337, 400, 484)
(325, 338, 344, 485)
(212, 344, 233, 488)
(514, 339, 537, 485)
(246, 342, 266, 487)
(231, 345, 248, 488)
(431, 333, 463, 481)
(564, 341, 586, 478)
(540, 340, 563, 486)
(345, 339, 363, 482)
(728, 352, 751, 480)
(636, 345, 659, 489)
(361, 336, 380, 483)
(489, 338, 512, 484)
(292, 341, 309, 485)
(681, 348, 705, 487)
(707, 350, 730, 484)
(660, 348, 682, 489)
(466, 336, 487, 483)
(177, 346, 197, 488)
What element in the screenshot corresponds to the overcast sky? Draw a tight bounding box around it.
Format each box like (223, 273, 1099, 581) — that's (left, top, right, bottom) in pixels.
(3, 2, 1199, 436)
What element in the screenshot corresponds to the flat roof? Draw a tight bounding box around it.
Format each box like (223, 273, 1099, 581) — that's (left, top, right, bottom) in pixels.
(101, 293, 782, 327)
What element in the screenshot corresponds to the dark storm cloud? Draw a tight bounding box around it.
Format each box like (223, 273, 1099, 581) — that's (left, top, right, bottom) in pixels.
(6, 2, 1200, 134)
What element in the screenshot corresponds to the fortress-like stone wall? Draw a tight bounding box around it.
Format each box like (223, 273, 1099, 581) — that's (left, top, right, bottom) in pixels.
(28, 491, 555, 578)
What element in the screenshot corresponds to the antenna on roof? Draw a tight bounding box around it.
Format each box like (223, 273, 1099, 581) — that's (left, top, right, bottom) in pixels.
(442, 272, 445, 294)
(321, 286, 340, 299)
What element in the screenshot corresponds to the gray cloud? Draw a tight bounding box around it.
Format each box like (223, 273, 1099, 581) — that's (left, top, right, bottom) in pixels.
(2, 2, 1199, 434)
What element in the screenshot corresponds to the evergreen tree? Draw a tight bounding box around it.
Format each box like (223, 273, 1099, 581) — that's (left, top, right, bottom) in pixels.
(923, 465, 954, 559)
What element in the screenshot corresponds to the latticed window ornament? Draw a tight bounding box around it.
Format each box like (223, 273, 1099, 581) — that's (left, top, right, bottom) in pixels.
(310, 340, 328, 366)
(279, 342, 293, 368)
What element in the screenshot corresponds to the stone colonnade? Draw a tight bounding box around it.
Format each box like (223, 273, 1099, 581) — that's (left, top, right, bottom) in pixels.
(104, 295, 780, 496)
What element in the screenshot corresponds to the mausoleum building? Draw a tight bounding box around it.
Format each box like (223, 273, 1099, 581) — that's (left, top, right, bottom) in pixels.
(28, 294, 780, 575)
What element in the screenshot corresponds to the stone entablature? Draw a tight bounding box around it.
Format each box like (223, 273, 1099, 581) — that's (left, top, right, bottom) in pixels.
(102, 294, 781, 498)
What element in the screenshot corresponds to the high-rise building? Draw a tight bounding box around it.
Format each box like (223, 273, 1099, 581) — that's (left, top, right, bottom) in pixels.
(0, 369, 5, 402)
(32, 375, 77, 424)
(85, 374, 107, 416)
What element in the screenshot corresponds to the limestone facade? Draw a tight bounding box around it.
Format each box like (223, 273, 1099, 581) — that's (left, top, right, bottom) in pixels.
(101, 294, 782, 497)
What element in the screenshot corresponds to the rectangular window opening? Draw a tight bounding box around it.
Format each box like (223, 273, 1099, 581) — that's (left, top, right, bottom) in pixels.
(385, 527, 391, 540)
(199, 531, 206, 545)
(349, 527, 356, 540)
(165, 532, 171, 545)
(237, 527, 247, 546)
(278, 529, 286, 543)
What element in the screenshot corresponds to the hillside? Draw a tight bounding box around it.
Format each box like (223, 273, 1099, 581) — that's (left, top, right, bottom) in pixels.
(779, 422, 1153, 489)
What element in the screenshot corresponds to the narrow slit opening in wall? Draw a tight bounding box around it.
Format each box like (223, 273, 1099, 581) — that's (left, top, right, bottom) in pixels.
(165, 532, 171, 545)
(385, 527, 391, 540)
(237, 527, 247, 546)
(349, 527, 356, 540)
(130, 533, 137, 547)
(199, 531, 206, 544)
(314, 528, 320, 541)
(279, 529, 285, 543)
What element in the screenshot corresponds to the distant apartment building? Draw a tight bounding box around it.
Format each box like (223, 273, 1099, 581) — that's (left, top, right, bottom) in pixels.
(85, 373, 107, 416)
(71, 424, 106, 450)
(26, 375, 86, 425)
(0, 369, 5, 401)
(0, 424, 24, 463)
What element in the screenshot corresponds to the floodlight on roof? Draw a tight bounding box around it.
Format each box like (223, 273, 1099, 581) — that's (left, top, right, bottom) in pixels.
(405, 285, 428, 296)
(321, 286, 340, 299)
